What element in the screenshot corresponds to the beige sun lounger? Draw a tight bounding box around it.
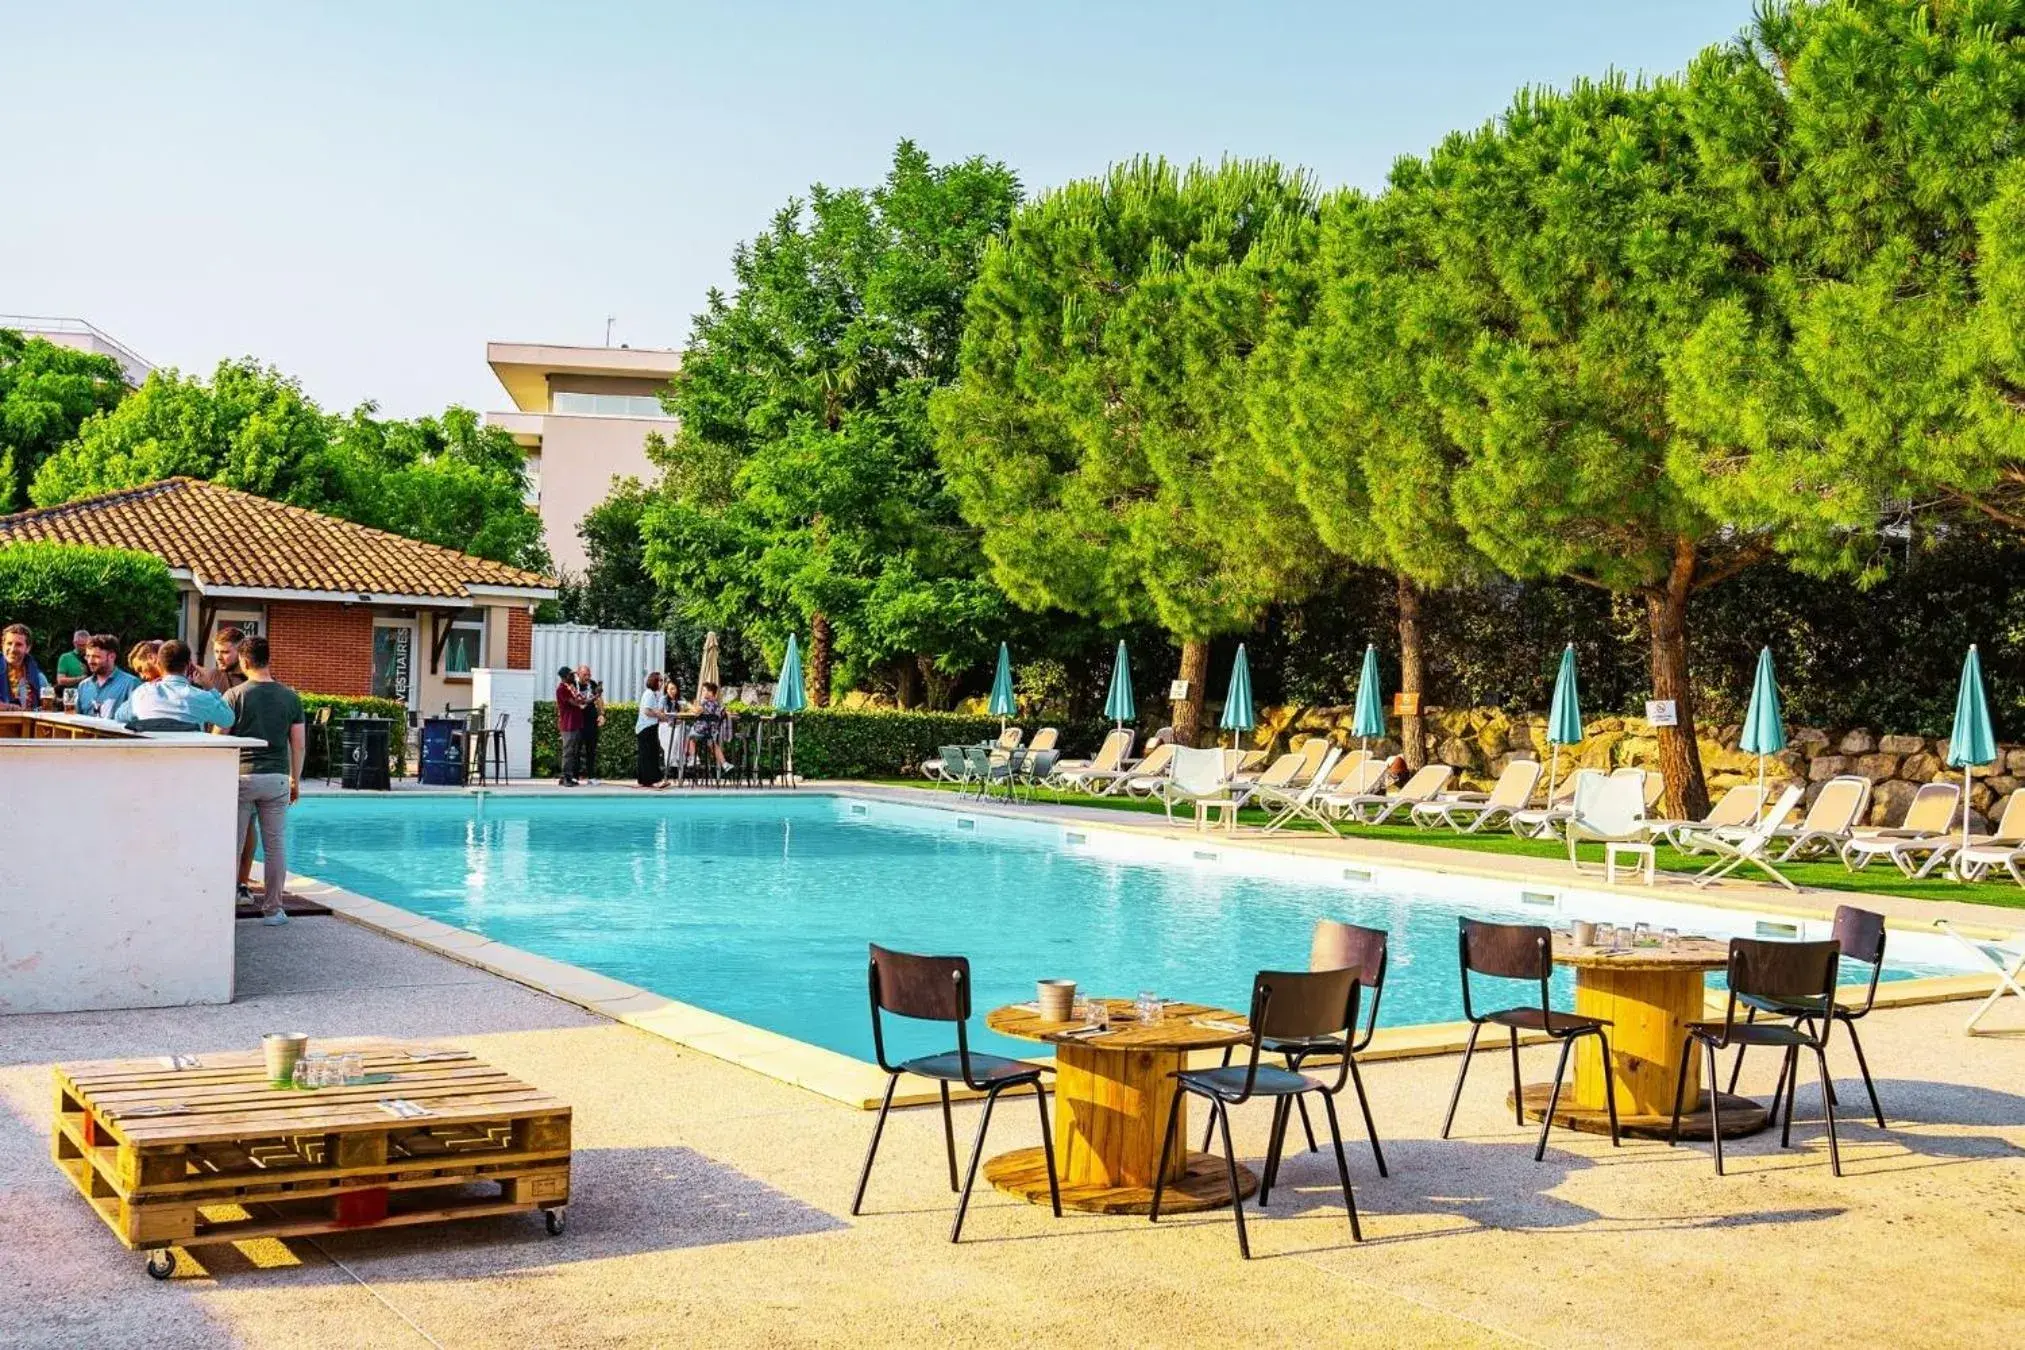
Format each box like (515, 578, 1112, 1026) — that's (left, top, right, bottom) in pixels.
(1411, 759, 1543, 833)
(1052, 728, 1134, 790)
(1947, 789, 2025, 885)
(1027, 726, 1059, 753)
(1252, 746, 1347, 836)
(1328, 764, 1456, 825)
(1646, 783, 1768, 849)
(1772, 775, 1873, 860)
(1116, 741, 1179, 796)
(1840, 781, 1963, 876)
(1507, 773, 1583, 839)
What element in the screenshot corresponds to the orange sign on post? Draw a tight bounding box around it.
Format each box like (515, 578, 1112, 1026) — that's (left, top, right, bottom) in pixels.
(1392, 692, 1421, 716)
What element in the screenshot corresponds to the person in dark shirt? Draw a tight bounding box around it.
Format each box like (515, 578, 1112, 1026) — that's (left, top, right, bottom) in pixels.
(219, 636, 304, 926)
(574, 664, 606, 785)
(555, 666, 586, 786)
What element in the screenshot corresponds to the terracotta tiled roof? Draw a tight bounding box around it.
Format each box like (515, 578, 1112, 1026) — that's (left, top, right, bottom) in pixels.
(0, 478, 553, 599)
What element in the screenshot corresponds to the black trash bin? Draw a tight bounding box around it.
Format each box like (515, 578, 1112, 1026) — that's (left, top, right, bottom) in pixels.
(419, 716, 464, 786)
(340, 716, 392, 791)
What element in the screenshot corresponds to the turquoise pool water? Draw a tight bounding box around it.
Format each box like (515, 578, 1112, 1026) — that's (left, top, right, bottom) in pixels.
(290, 794, 1966, 1063)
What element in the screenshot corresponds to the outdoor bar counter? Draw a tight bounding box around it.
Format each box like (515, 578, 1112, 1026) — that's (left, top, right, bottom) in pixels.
(0, 712, 264, 1014)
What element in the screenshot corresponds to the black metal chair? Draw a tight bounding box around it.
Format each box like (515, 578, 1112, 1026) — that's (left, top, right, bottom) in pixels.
(1203, 919, 1389, 1176)
(1671, 937, 1845, 1175)
(851, 945, 1060, 1242)
(1152, 966, 1365, 1258)
(1725, 904, 1887, 1130)
(1440, 918, 1620, 1160)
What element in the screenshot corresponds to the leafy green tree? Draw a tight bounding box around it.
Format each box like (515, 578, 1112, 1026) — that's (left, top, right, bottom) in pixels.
(0, 543, 180, 658)
(643, 141, 1021, 707)
(1669, 1, 2025, 574)
(30, 360, 543, 570)
(0, 331, 128, 513)
(934, 156, 1326, 745)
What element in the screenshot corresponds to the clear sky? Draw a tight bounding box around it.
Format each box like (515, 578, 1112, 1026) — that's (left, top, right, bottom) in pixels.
(6, 1, 1756, 417)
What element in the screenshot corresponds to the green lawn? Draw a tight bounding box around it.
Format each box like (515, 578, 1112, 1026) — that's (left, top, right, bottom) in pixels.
(873, 777, 2025, 912)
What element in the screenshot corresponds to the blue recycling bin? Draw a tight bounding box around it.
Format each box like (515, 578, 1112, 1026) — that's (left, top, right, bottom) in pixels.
(419, 716, 464, 786)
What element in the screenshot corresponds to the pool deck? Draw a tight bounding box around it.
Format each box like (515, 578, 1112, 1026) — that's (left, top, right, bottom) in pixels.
(4, 916, 2021, 1348)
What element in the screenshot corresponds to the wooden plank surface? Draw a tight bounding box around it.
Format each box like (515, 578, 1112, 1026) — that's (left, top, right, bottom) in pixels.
(985, 999, 1248, 1052)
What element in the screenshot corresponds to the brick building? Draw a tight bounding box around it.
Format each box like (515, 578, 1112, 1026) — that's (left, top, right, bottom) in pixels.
(0, 478, 553, 711)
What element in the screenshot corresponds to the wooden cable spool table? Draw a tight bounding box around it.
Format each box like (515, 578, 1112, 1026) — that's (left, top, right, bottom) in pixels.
(1510, 934, 1768, 1140)
(983, 999, 1253, 1214)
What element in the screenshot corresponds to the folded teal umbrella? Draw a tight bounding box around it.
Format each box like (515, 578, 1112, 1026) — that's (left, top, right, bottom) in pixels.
(771, 634, 806, 783)
(988, 642, 1016, 728)
(1351, 644, 1385, 755)
(1220, 644, 1255, 751)
(1545, 643, 1582, 804)
(1949, 645, 1999, 859)
(1103, 641, 1135, 727)
(1738, 646, 1786, 798)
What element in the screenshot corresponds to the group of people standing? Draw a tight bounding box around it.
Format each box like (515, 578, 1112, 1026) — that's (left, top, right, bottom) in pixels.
(3, 623, 305, 924)
(550, 663, 729, 788)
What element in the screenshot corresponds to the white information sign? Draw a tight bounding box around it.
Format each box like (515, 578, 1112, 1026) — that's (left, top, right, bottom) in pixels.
(1169, 680, 1191, 701)
(1645, 699, 1678, 728)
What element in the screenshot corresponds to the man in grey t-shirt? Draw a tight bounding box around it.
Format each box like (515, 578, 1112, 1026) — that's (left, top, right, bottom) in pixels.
(220, 636, 305, 925)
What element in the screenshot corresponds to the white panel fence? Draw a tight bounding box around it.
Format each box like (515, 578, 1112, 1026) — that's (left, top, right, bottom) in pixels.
(531, 624, 666, 699)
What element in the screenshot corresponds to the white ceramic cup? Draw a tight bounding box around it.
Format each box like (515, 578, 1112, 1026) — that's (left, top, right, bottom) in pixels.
(1570, 920, 1597, 948)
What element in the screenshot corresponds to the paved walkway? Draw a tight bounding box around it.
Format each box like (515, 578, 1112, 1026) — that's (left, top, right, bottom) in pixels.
(3, 919, 2022, 1348)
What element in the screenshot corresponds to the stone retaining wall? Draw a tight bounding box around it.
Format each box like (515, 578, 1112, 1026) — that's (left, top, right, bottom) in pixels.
(1261, 704, 2014, 828)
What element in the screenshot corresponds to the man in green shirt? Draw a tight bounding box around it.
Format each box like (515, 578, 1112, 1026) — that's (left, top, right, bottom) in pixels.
(53, 629, 90, 695)
(220, 635, 305, 926)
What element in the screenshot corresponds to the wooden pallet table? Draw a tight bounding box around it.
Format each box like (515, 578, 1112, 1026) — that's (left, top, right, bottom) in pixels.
(50, 1042, 571, 1279)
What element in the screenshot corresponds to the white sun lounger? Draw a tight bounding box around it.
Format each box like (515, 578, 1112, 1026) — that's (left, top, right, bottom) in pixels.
(1563, 771, 1649, 872)
(1935, 920, 2025, 1033)
(1114, 742, 1178, 797)
(1411, 759, 1543, 834)
(1680, 784, 1807, 892)
(1508, 773, 1584, 840)
(1252, 746, 1346, 836)
(1645, 783, 1768, 849)
(1840, 781, 1963, 876)
(1158, 745, 1242, 831)
(1328, 764, 1456, 825)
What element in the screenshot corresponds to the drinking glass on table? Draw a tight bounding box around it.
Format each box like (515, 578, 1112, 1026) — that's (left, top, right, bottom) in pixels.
(341, 1052, 365, 1085)
(1088, 1000, 1109, 1032)
(1136, 990, 1161, 1024)
(1595, 923, 1617, 950)
(1661, 927, 1680, 951)
(1632, 922, 1651, 948)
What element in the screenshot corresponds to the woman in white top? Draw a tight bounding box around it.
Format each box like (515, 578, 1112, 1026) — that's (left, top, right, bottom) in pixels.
(634, 671, 674, 788)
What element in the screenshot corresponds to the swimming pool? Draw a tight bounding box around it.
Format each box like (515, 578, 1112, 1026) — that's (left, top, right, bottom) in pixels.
(290, 793, 1973, 1063)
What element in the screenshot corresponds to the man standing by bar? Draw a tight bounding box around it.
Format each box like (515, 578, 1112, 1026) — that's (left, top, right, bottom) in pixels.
(221, 635, 305, 926)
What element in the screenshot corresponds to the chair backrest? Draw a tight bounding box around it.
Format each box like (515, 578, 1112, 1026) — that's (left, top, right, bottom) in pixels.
(1395, 764, 1454, 801)
(1739, 785, 1806, 849)
(1829, 903, 1887, 1014)
(1457, 918, 1555, 1026)
(1169, 745, 1228, 796)
(996, 726, 1024, 749)
(1311, 919, 1388, 1048)
(1572, 770, 1646, 835)
(1324, 749, 1369, 788)
(1339, 759, 1388, 795)
(1704, 783, 1767, 829)
(1487, 758, 1543, 809)
(938, 744, 966, 773)
(1150, 725, 1175, 746)
(866, 944, 976, 1078)
(1092, 728, 1134, 773)
(1898, 781, 1961, 835)
(1130, 742, 1176, 779)
(1029, 726, 1059, 752)
(1291, 747, 1344, 804)
(1802, 775, 1870, 832)
(1991, 787, 2025, 843)
(312, 705, 332, 728)
(1294, 737, 1332, 781)
(1255, 752, 1304, 788)
(1720, 938, 1841, 1040)
(1222, 967, 1363, 1100)
(494, 711, 510, 732)
(1023, 748, 1060, 780)
(961, 746, 995, 778)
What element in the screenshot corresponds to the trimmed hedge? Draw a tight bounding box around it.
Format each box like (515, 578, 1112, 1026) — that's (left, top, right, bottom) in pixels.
(0, 542, 179, 661)
(301, 694, 410, 778)
(529, 703, 1116, 779)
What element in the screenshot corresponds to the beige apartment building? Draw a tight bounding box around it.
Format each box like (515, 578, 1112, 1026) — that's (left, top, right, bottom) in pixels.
(484, 341, 680, 575)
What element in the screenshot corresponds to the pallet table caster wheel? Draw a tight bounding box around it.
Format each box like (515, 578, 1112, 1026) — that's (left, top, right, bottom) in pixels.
(145, 1250, 176, 1280)
(544, 1208, 566, 1236)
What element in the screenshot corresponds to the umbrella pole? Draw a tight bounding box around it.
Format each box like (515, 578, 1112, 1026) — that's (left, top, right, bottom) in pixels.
(1547, 745, 1560, 805)
(1758, 753, 1766, 802)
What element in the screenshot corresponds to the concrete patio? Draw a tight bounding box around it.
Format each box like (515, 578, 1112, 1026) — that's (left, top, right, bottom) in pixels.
(3, 916, 2022, 1349)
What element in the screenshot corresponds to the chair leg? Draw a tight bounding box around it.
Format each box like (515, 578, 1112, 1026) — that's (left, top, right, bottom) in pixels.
(1767, 1041, 1792, 1125)
(1346, 1055, 1388, 1176)
(1259, 1098, 1291, 1207)
(1815, 1045, 1843, 1177)
(1319, 1091, 1364, 1243)
(1535, 1036, 1575, 1162)
(1202, 1045, 1233, 1151)
(1708, 1043, 1727, 1175)
(1779, 1046, 1799, 1149)
(1440, 1022, 1482, 1139)
(1284, 1049, 1320, 1153)
(950, 1085, 1003, 1243)
(1149, 1085, 1186, 1224)
(1726, 1007, 1757, 1094)
(1593, 1030, 1621, 1147)
(1842, 1017, 1887, 1129)
(939, 1082, 960, 1192)
(851, 1075, 898, 1215)
(1214, 1101, 1251, 1260)
(1032, 1081, 1062, 1217)
(1507, 1026, 1525, 1126)
(1668, 1034, 1695, 1146)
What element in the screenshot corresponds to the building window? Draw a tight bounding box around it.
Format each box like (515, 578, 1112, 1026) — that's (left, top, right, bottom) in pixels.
(548, 390, 667, 418)
(443, 618, 485, 677)
(372, 620, 416, 706)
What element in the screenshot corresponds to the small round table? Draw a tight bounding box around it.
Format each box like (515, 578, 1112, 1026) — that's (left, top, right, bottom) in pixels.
(1510, 934, 1768, 1140)
(984, 999, 1254, 1214)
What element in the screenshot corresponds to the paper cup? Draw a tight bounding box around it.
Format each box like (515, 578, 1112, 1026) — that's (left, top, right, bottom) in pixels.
(264, 1032, 309, 1084)
(1570, 921, 1597, 948)
(1037, 979, 1077, 1022)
